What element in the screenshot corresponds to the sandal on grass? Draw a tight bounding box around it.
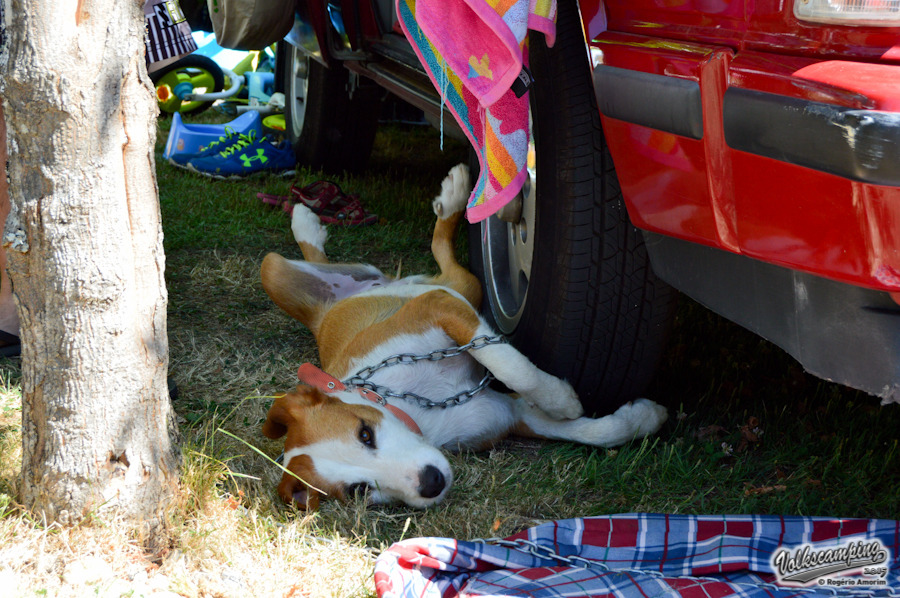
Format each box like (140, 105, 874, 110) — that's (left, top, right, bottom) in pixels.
(292, 180, 378, 225)
(317, 197, 378, 226)
(258, 180, 378, 225)
(289, 180, 348, 212)
(256, 192, 293, 213)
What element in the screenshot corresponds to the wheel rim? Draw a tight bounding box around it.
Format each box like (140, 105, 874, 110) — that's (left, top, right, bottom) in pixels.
(287, 46, 309, 138)
(481, 136, 536, 334)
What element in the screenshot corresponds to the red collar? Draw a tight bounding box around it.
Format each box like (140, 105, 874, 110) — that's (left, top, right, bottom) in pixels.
(297, 363, 423, 437)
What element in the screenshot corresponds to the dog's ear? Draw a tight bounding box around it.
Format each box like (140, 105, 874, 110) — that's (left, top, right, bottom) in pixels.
(278, 453, 325, 510)
(262, 393, 292, 439)
(262, 386, 325, 439)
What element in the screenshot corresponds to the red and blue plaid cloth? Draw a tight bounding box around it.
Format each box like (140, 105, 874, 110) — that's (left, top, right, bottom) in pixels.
(375, 514, 900, 597)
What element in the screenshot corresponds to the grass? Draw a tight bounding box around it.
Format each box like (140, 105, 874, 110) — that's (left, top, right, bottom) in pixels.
(0, 110, 899, 596)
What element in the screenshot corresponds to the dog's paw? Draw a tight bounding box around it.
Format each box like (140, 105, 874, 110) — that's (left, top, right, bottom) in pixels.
(613, 398, 668, 438)
(523, 375, 584, 421)
(432, 163, 470, 219)
(291, 203, 327, 251)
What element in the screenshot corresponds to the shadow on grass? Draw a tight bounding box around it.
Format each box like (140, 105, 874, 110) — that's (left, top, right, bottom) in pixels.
(157, 115, 900, 546)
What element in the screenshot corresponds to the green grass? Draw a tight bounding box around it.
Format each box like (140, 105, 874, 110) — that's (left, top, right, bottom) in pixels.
(1, 111, 898, 596)
(152, 113, 900, 521)
(153, 113, 900, 527)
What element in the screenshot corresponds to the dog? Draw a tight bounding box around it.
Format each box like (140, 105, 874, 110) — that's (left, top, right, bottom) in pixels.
(259, 164, 668, 510)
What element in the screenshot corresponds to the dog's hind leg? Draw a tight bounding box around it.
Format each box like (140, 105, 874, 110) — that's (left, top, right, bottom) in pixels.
(511, 397, 668, 448)
(262, 205, 393, 334)
(261, 252, 393, 334)
(430, 164, 482, 308)
(292, 203, 330, 263)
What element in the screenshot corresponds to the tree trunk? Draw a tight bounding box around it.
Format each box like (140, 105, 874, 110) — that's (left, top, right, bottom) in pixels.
(0, 0, 178, 526)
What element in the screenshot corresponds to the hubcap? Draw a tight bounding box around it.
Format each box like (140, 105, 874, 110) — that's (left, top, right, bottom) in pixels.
(481, 140, 536, 334)
(288, 47, 309, 138)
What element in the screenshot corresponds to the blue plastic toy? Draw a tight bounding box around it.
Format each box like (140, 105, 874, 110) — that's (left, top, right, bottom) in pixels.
(163, 110, 263, 162)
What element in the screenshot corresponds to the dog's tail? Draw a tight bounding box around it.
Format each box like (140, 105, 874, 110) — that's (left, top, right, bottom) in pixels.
(261, 253, 391, 334)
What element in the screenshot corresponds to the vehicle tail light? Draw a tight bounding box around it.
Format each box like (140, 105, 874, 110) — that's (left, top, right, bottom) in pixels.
(794, 0, 900, 25)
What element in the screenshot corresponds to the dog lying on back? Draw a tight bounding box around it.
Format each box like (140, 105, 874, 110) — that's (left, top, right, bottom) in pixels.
(260, 165, 667, 510)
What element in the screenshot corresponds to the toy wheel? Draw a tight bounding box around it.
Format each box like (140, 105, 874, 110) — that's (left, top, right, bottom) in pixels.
(279, 42, 380, 174)
(151, 54, 225, 116)
(469, 0, 676, 416)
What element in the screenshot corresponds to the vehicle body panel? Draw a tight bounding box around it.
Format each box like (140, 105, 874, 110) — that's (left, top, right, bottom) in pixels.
(584, 0, 900, 59)
(584, 0, 900, 292)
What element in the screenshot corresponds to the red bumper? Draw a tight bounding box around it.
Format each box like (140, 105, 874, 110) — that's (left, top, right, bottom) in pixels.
(589, 31, 900, 293)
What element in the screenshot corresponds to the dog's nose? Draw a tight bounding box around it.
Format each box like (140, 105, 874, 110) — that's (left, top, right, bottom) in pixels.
(417, 465, 446, 499)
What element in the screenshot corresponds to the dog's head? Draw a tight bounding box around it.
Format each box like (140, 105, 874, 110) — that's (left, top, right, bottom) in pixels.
(263, 385, 452, 510)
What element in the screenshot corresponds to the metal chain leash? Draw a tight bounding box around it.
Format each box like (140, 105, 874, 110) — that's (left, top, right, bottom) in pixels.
(342, 334, 507, 409)
(473, 538, 889, 597)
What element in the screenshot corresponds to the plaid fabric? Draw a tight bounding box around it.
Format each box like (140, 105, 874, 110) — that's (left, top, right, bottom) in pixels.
(374, 514, 900, 598)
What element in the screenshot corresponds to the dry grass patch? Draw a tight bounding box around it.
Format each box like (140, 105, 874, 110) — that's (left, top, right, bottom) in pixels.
(0, 393, 377, 598)
(0, 493, 376, 598)
(0, 367, 21, 502)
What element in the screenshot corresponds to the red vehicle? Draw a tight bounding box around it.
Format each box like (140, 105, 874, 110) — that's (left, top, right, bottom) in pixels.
(276, 0, 900, 414)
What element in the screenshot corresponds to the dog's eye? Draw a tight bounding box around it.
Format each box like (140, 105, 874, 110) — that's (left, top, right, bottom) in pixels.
(358, 423, 376, 448)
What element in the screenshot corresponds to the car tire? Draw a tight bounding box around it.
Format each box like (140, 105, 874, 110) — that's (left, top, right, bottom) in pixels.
(280, 43, 381, 174)
(468, 0, 676, 416)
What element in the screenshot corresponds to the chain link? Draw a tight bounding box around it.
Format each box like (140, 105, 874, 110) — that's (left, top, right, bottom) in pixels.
(342, 334, 507, 409)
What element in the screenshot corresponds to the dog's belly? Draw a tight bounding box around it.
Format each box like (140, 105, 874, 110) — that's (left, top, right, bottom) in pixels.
(345, 327, 484, 403)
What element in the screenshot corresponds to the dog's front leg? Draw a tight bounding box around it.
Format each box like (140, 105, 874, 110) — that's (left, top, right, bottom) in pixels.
(422, 290, 583, 420)
(466, 324, 584, 420)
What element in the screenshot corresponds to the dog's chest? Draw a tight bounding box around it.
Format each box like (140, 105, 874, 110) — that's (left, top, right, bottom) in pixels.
(340, 327, 511, 446)
(344, 327, 484, 402)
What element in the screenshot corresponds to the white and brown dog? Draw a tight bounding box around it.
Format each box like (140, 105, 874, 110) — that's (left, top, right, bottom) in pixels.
(260, 164, 667, 510)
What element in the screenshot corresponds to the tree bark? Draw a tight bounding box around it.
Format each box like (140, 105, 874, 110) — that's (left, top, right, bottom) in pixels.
(0, 0, 178, 526)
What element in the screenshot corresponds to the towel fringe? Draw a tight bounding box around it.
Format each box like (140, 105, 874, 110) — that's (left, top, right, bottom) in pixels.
(439, 56, 446, 151)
